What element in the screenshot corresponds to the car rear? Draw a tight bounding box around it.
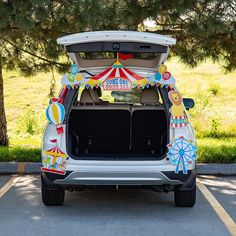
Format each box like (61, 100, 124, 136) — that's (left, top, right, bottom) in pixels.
(41, 31, 196, 207)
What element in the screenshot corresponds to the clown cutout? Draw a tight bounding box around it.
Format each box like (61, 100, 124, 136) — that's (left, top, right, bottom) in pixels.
(168, 90, 187, 128)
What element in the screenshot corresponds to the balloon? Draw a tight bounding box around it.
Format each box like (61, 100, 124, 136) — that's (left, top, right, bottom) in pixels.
(154, 72, 162, 81)
(158, 64, 167, 74)
(163, 71, 171, 80)
(46, 102, 65, 125)
(70, 64, 79, 75)
(68, 73, 75, 82)
(76, 73, 83, 81)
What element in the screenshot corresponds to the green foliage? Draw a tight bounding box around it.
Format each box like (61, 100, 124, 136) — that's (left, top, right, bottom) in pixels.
(16, 109, 45, 135)
(188, 88, 211, 134)
(0, 146, 40, 162)
(209, 115, 222, 138)
(0, 1, 235, 73)
(197, 138, 236, 163)
(208, 83, 220, 96)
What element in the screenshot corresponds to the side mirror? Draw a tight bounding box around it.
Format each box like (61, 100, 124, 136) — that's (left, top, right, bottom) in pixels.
(183, 98, 195, 110)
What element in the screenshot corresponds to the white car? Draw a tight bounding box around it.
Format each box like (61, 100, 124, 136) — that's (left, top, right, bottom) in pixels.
(41, 31, 197, 207)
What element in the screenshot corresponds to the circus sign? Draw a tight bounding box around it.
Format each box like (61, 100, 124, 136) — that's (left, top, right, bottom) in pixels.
(61, 55, 177, 90)
(102, 77, 132, 91)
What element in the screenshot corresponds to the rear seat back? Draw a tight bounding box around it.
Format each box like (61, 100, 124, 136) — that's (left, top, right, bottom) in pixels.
(131, 108, 167, 155)
(129, 87, 166, 155)
(80, 88, 100, 104)
(70, 90, 167, 156)
(140, 87, 160, 105)
(70, 105, 131, 154)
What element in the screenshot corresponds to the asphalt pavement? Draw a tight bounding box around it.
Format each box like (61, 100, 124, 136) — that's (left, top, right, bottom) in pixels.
(0, 175, 235, 236)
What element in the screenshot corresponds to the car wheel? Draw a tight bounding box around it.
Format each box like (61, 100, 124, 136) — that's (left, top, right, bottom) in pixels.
(174, 185, 196, 207)
(41, 184, 65, 206)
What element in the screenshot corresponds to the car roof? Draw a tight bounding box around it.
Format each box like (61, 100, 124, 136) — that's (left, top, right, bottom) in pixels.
(57, 31, 176, 47)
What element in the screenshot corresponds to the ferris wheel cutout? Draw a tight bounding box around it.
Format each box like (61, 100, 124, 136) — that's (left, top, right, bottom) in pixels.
(167, 136, 197, 174)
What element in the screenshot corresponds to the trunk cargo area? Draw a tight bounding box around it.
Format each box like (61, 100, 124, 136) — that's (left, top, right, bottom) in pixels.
(67, 106, 168, 159)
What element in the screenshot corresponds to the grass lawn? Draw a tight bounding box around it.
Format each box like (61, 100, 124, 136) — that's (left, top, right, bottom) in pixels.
(197, 138, 236, 163)
(1, 58, 236, 163)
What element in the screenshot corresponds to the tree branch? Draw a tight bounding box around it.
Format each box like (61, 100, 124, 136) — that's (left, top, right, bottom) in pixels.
(1, 37, 68, 67)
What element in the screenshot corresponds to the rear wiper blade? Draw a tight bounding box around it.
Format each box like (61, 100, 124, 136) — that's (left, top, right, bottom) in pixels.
(79, 70, 94, 76)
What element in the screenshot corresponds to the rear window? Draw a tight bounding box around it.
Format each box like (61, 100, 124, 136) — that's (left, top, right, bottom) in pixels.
(67, 42, 167, 68)
(79, 52, 160, 60)
(77, 88, 163, 105)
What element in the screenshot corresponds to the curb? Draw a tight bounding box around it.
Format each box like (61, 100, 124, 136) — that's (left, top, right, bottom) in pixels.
(196, 163, 236, 175)
(0, 162, 236, 175)
(0, 162, 41, 174)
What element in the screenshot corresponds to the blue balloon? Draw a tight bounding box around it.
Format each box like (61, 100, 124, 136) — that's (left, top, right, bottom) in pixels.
(154, 72, 162, 81)
(70, 64, 79, 75)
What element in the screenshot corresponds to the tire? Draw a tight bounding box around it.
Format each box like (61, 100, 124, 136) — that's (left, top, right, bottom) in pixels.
(41, 185, 65, 206)
(174, 185, 196, 207)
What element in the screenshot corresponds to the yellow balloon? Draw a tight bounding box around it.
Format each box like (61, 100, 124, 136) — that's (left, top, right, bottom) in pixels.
(76, 73, 83, 81)
(158, 64, 167, 74)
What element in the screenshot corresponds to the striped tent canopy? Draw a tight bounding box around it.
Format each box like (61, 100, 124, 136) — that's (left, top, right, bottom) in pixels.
(86, 59, 148, 90)
(43, 146, 67, 158)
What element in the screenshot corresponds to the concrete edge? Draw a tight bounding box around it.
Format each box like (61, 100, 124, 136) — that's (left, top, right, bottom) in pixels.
(0, 162, 236, 175)
(0, 162, 41, 175)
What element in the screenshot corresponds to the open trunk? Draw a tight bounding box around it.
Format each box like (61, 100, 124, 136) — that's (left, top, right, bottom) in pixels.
(60, 32, 174, 160)
(67, 105, 168, 160)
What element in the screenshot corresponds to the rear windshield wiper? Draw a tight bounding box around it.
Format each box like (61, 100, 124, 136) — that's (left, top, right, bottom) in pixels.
(79, 70, 94, 77)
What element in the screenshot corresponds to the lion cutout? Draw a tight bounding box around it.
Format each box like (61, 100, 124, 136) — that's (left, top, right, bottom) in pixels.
(168, 90, 184, 116)
(168, 90, 187, 128)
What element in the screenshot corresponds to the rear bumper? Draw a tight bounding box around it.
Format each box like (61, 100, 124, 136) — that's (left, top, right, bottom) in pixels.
(53, 171, 182, 186)
(41, 160, 196, 190)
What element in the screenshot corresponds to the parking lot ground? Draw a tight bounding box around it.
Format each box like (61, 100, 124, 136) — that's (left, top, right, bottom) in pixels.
(0, 175, 12, 188)
(0, 175, 235, 236)
(198, 175, 236, 223)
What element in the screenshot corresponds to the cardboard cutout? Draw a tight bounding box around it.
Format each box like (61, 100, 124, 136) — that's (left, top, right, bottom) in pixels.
(87, 56, 148, 90)
(168, 90, 187, 128)
(154, 64, 176, 87)
(61, 57, 177, 90)
(167, 137, 197, 174)
(42, 139, 67, 175)
(46, 102, 65, 134)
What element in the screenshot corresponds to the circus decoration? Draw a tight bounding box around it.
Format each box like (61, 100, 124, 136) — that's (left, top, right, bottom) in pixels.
(61, 55, 177, 90)
(154, 64, 176, 87)
(87, 56, 148, 91)
(42, 139, 67, 175)
(168, 90, 187, 128)
(167, 137, 197, 174)
(61, 64, 85, 88)
(46, 101, 65, 134)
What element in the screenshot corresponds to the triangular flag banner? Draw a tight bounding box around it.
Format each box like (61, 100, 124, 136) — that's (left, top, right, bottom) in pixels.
(61, 57, 176, 90)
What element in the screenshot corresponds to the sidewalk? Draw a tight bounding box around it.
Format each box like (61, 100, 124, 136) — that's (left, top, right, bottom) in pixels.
(0, 162, 236, 175)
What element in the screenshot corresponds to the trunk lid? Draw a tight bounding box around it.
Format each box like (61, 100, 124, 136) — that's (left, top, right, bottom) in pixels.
(57, 31, 176, 74)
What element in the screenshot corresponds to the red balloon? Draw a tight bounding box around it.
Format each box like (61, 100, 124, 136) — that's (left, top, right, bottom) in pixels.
(163, 72, 171, 80)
